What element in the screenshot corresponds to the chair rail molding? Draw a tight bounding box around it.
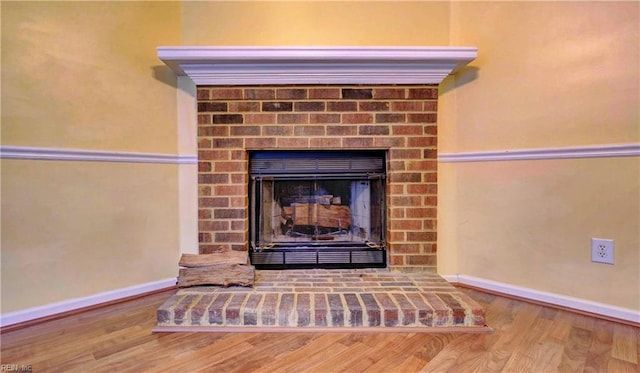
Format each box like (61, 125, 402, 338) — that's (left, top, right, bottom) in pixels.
(0, 146, 197, 164)
(438, 143, 640, 163)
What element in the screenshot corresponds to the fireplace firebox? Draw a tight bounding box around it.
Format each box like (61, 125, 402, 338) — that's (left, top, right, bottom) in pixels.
(249, 150, 387, 269)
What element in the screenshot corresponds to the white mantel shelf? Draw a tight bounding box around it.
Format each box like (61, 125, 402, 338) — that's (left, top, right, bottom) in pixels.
(157, 46, 477, 85)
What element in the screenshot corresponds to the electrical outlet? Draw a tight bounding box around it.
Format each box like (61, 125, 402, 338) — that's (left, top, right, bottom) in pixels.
(591, 238, 614, 264)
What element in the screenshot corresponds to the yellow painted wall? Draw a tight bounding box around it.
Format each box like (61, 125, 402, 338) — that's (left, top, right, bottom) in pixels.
(452, 158, 639, 308)
(1, 0, 453, 315)
(2, 1, 180, 153)
(1, 1, 182, 313)
(2, 0, 638, 315)
(181, 1, 451, 45)
(441, 1, 638, 152)
(438, 2, 639, 310)
(2, 160, 180, 311)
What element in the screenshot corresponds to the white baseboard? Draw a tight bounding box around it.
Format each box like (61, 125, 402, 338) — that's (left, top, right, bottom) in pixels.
(3, 275, 637, 328)
(0, 278, 176, 328)
(442, 274, 640, 325)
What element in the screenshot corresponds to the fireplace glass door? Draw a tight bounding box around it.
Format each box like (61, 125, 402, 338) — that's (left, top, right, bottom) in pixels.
(249, 151, 387, 269)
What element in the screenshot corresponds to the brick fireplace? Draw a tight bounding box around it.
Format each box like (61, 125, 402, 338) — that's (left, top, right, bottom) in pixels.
(158, 46, 478, 273)
(197, 84, 439, 272)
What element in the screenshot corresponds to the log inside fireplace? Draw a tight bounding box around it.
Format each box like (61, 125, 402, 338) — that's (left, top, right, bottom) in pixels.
(249, 150, 387, 269)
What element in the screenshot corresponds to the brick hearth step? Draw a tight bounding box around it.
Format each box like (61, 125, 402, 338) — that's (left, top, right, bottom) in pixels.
(157, 269, 486, 329)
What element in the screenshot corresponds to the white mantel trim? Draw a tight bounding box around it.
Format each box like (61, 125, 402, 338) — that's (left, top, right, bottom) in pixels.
(157, 46, 477, 85)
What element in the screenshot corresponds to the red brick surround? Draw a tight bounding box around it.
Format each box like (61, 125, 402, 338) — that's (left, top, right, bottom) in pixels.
(197, 85, 438, 272)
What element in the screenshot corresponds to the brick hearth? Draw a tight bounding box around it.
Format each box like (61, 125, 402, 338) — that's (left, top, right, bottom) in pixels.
(156, 270, 487, 330)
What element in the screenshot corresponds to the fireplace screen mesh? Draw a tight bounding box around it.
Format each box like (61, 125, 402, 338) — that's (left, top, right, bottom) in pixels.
(249, 151, 386, 269)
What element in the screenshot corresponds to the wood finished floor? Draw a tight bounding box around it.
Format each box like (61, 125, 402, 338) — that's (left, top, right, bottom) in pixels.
(1, 287, 638, 372)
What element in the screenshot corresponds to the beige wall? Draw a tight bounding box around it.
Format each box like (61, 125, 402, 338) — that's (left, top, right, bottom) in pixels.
(181, 1, 451, 45)
(1, 1, 182, 312)
(2, 0, 638, 315)
(438, 2, 639, 310)
(2, 160, 180, 310)
(441, 1, 638, 152)
(2, 1, 180, 152)
(1, 0, 453, 314)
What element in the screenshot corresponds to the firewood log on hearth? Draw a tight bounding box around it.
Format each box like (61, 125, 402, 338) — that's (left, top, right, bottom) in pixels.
(176, 251, 255, 288)
(178, 251, 249, 267)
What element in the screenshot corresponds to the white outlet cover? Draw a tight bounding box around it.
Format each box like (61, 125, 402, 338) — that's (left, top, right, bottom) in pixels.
(591, 238, 614, 264)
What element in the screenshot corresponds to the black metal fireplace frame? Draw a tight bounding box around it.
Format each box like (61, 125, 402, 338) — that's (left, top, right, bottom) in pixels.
(248, 150, 388, 270)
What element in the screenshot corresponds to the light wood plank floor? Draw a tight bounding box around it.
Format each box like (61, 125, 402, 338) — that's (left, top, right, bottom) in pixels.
(1, 287, 638, 372)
